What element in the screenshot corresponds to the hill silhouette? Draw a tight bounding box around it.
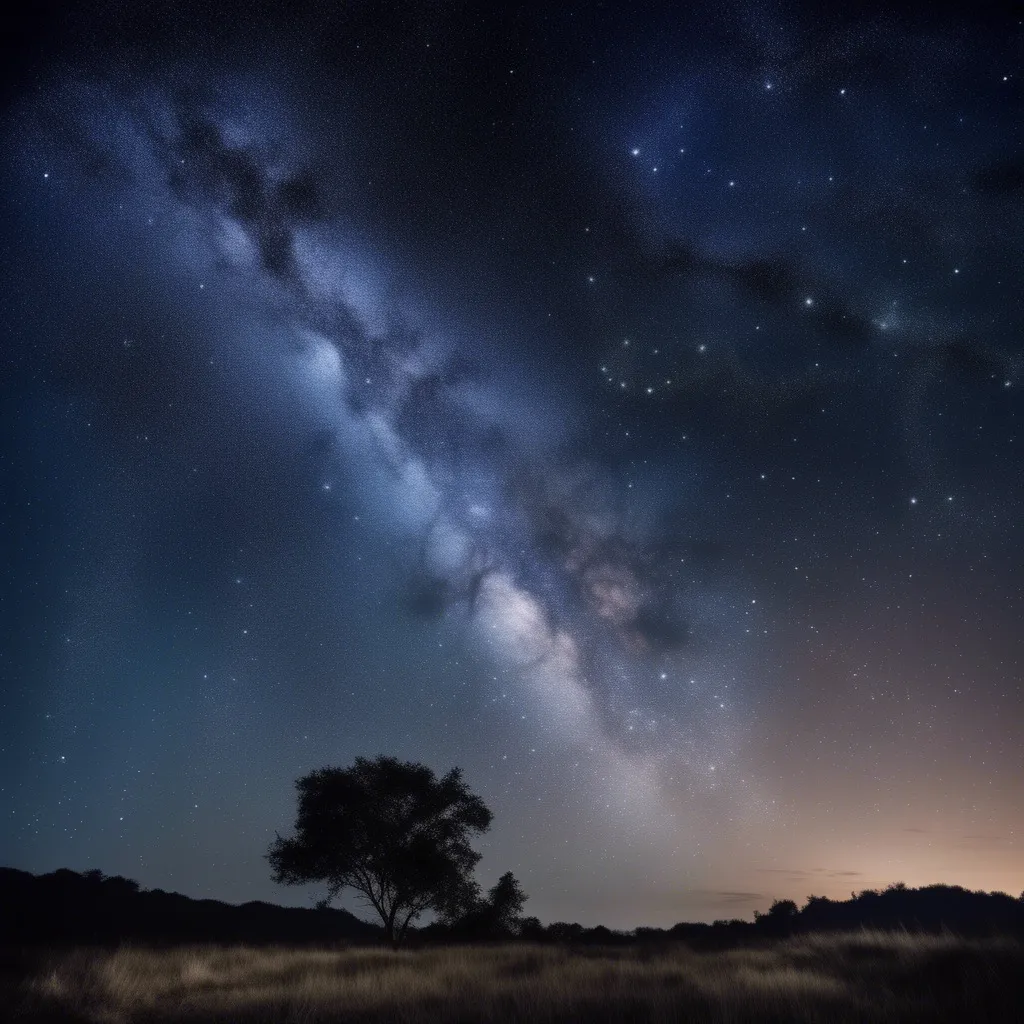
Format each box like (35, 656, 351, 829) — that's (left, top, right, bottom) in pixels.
(3, 869, 1023, 948)
(0, 867, 380, 946)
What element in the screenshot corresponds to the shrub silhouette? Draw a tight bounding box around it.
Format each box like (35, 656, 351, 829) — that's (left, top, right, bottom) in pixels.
(444, 871, 529, 939)
(754, 898, 800, 936)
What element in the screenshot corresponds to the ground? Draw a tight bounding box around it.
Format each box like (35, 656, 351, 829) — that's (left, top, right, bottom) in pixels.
(8, 931, 1024, 1022)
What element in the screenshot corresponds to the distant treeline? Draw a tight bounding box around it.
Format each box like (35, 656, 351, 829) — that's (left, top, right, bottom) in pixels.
(3, 869, 1023, 947)
(535, 885, 1024, 948)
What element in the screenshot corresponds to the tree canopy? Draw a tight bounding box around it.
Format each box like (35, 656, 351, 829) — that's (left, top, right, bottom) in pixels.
(268, 756, 495, 946)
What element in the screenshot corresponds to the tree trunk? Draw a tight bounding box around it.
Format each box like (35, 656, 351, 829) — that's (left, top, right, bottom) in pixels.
(397, 912, 415, 948)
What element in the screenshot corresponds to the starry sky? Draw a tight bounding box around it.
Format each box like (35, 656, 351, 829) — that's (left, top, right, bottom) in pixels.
(2, 1, 1022, 929)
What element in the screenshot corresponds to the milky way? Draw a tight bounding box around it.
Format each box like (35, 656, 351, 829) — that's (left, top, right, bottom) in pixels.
(2, 2, 1022, 926)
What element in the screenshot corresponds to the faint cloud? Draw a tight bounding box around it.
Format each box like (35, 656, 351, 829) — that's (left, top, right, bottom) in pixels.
(699, 890, 766, 906)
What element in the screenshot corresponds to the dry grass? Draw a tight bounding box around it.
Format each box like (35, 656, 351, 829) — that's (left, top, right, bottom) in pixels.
(11, 931, 1024, 1022)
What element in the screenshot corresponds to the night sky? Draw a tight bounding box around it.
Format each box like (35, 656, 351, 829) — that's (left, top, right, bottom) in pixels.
(2, 2, 1022, 929)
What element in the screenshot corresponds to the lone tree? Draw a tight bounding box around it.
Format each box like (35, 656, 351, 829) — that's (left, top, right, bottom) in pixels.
(268, 756, 494, 947)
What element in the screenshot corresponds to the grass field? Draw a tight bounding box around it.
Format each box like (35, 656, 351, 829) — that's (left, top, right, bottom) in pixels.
(9, 930, 1024, 1022)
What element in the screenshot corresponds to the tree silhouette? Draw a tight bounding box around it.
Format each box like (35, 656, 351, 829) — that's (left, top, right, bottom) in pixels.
(268, 756, 492, 947)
